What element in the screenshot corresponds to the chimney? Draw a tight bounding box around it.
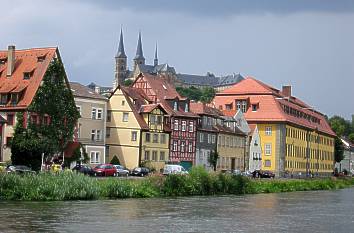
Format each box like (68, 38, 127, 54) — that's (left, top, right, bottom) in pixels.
(7, 45, 15, 77)
(282, 85, 292, 97)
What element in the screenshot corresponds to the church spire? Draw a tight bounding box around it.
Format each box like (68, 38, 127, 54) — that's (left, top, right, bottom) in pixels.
(154, 42, 158, 66)
(116, 27, 126, 58)
(134, 31, 145, 65)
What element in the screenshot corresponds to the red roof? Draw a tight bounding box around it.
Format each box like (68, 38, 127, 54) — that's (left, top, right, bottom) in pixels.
(0, 47, 57, 110)
(190, 102, 223, 117)
(214, 77, 336, 136)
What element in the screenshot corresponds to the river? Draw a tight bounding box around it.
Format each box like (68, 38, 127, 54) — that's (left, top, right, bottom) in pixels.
(1, 188, 354, 233)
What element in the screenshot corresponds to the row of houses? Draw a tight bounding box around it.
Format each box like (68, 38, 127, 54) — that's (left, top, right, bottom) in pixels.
(0, 45, 337, 177)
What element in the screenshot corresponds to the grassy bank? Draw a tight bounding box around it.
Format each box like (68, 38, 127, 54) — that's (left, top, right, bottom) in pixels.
(1, 167, 353, 201)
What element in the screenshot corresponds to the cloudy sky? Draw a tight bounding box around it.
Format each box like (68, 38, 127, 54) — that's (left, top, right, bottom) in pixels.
(1, 0, 353, 119)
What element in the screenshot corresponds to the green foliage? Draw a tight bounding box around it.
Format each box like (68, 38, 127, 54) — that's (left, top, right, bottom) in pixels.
(334, 137, 344, 163)
(11, 58, 79, 170)
(349, 133, 354, 144)
(329, 115, 353, 138)
(64, 144, 88, 167)
(1, 168, 353, 201)
(110, 155, 120, 165)
(123, 79, 134, 86)
(176, 86, 216, 104)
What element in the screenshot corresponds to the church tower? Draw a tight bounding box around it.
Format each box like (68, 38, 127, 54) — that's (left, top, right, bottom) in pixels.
(115, 28, 127, 87)
(154, 42, 158, 67)
(133, 31, 145, 69)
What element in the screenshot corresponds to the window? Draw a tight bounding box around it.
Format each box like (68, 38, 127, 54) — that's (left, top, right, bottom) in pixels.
(11, 93, 18, 105)
(189, 121, 194, 132)
(97, 109, 103, 120)
(91, 108, 97, 119)
(107, 110, 111, 122)
(212, 135, 216, 143)
(173, 140, 178, 151)
(225, 103, 233, 110)
(106, 128, 111, 138)
(264, 160, 271, 167)
(265, 127, 272, 136)
(131, 131, 137, 141)
(153, 134, 159, 143)
(185, 103, 189, 112)
(173, 102, 178, 111)
(23, 72, 31, 80)
(152, 151, 158, 161)
(160, 134, 166, 144)
(241, 100, 247, 113)
(181, 141, 186, 152)
(0, 94, 8, 105)
(150, 115, 156, 124)
(96, 130, 101, 140)
(252, 104, 258, 112)
(181, 121, 186, 131)
(160, 151, 165, 161)
(76, 106, 81, 117)
(144, 151, 150, 160)
(6, 113, 14, 125)
(121, 100, 125, 106)
(90, 151, 100, 164)
(91, 130, 96, 141)
(157, 115, 162, 124)
(207, 134, 211, 143)
(174, 120, 179, 130)
(122, 112, 129, 122)
(145, 133, 151, 142)
(200, 133, 204, 142)
(6, 137, 13, 148)
(265, 143, 272, 155)
(188, 141, 193, 152)
(236, 101, 241, 111)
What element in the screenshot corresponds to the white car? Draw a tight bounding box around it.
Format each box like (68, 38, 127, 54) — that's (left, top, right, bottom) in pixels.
(163, 164, 188, 175)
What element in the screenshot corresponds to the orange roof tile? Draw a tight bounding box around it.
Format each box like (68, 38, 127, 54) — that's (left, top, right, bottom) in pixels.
(0, 47, 57, 110)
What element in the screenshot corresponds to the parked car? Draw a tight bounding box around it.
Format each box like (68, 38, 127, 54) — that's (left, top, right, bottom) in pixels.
(72, 164, 95, 176)
(6, 165, 34, 174)
(163, 164, 188, 175)
(131, 167, 149, 177)
(93, 164, 117, 177)
(259, 170, 275, 178)
(113, 165, 130, 177)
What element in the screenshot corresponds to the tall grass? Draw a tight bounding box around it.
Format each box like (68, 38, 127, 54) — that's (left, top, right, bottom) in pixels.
(0, 167, 353, 201)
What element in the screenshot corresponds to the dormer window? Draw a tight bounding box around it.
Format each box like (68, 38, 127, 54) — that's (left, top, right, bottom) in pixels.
(23, 72, 32, 80)
(11, 93, 18, 105)
(184, 103, 189, 112)
(0, 94, 8, 105)
(252, 104, 258, 112)
(236, 100, 247, 113)
(37, 55, 46, 62)
(0, 58, 6, 64)
(173, 101, 178, 111)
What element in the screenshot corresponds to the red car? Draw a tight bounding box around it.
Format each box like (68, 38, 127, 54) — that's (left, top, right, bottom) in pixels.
(93, 164, 117, 177)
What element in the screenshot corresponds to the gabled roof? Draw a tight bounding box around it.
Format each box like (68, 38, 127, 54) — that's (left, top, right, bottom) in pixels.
(70, 82, 107, 100)
(190, 102, 222, 117)
(214, 77, 335, 136)
(0, 47, 57, 110)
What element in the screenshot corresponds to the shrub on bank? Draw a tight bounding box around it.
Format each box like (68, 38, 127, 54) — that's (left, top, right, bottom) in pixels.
(0, 168, 353, 201)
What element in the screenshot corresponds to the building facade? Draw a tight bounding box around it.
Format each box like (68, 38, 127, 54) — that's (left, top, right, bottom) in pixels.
(213, 77, 336, 177)
(335, 138, 354, 175)
(70, 82, 107, 166)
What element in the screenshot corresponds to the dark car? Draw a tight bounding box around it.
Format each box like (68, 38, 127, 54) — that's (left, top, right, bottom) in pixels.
(72, 164, 95, 176)
(131, 167, 149, 177)
(93, 164, 117, 177)
(113, 165, 130, 177)
(259, 170, 275, 178)
(6, 165, 34, 174)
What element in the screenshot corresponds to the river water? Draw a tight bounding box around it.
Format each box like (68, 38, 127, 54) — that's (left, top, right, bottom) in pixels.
(1, 188, 354, 233)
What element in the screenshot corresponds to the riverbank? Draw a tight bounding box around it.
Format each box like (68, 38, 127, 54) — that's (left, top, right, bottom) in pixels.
(1, 167, 353, 201)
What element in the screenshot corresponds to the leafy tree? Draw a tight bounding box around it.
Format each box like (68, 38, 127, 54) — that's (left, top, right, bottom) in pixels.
(328, 115, 351, 137)
(334, 137, 344, 163)
(110, 155, 120, 165)
(176, 86, 216, 104)
(200, 87, 216, 103)
(208, 149, 219, 171)
(349, 133, 354, 144)
(123, 79, 133, 86)
(63, 143, 89, 167)
(11, 58, 80, 170)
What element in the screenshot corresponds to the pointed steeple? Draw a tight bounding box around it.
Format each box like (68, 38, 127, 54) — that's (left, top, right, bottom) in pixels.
(154, 42, 158, 66)
(116, 27, 127, 58)
(134, 31, 145, 65)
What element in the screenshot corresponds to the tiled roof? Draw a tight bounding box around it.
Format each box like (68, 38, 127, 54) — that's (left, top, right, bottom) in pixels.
(213, 124, 246, 136)
(139, 104, 167, 114)
(70, 82, 107, 100)
(214, 77, 335, 136)
(190, 102, 222, 117)
(0, 47, 57, 110)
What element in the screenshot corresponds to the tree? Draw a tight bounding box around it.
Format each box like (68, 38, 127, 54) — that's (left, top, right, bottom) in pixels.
(176, 86, 216, 104)
(349, 133, 354, 144)
(208, 149, 219, 171)
(200, 87, 216, 104)
(334, 137, 344, 163)
(123, 79, 133, 86)
(328, 115, 351, 137)
(63, 143, 89, 167)
(110, 155, 121, 165)
(11, 58, 80, 170)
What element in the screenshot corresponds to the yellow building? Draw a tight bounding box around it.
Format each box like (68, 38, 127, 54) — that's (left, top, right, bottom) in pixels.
(106, 86, 169, 170)
(214, 77, 336, 177)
